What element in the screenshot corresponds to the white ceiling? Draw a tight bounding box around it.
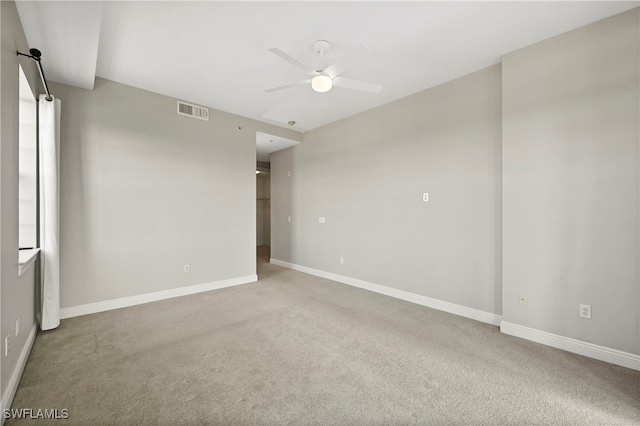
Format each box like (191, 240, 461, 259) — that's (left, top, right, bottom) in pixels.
(256, 132, 300, 162)
(16, 1, 638, 135)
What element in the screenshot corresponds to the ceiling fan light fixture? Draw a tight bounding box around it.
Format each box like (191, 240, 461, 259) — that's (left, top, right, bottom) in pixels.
(311, 75, 332, 93)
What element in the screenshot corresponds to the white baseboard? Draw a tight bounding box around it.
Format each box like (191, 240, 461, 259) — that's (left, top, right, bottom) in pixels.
(270, 259, 502, 326)
(1, 323, 38, 420)
(500, 321, 640, 371)
(60, 275, 258, 319)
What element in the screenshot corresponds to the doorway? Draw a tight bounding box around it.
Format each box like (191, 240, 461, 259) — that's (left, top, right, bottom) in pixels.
(256, 170, 271, 256)
(255, 131, 300, 264)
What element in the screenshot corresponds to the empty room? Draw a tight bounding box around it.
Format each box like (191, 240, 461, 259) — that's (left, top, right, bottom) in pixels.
(1, 1, 639, 424)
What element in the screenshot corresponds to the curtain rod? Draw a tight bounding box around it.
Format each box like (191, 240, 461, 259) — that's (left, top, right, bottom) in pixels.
(17, 48, 53, 102)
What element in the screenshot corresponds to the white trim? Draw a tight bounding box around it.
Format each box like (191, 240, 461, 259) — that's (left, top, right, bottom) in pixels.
(270, 259, 502, 326)
(60, 275, 258, 319)
(1, 323, 37, 419)
(17, 248, 40, 276)
(500, 321, 640, 371)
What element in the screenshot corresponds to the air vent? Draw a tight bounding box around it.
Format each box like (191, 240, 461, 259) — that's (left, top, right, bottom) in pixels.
(177, 101, 209, 121)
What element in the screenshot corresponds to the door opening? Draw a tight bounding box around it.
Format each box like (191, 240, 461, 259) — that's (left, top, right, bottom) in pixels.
(257, 170, 271, 257)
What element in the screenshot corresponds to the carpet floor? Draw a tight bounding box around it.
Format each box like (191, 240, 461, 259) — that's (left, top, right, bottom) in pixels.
(7, 247, 640, 425)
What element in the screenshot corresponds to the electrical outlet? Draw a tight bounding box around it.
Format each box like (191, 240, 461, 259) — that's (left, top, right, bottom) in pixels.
(423, 193, 429, 202)
(319, 217, 325, 224)
(15, 319, 19, 337)
(184, 264, 190, 273)
(518, 293, 527, 306)
(4, 335, 9, 357)
(287, 171, 291, 177)
(580, 304, 591, 319)
(339, 257, 344, 265)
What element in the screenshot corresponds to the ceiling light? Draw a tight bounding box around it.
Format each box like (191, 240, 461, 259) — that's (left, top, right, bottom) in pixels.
(311, 75, 332, 93)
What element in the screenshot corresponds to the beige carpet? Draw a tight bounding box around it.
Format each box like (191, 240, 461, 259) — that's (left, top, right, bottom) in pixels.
(8, 247, 640, 425)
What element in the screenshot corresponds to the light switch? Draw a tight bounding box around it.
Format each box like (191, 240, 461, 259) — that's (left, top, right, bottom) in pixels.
(319, 217, 326, 224)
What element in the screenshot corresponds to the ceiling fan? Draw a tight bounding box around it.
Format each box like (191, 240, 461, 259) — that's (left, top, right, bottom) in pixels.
(265, 40, 382, 94)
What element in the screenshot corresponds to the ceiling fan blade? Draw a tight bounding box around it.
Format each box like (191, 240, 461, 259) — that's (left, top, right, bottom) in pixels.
(332, 77, 382, 94)
(269, 48, 315, 75)
(323, 43, 372, 78)
(265, 79, 311, 93)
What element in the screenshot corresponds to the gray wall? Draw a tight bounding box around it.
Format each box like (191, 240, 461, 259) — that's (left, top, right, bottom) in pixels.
(51, 78, 300, 309)
(272, 64, 503, 316)
(271, 149, 294, 261)
(0, 0, 44, 402)
(502, 9, 639, 354)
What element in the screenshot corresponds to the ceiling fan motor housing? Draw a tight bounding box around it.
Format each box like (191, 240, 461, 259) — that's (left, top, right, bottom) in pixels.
(313, 40, 330, 56)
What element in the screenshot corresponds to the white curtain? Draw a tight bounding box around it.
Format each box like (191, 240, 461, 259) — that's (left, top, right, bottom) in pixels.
(39, 94, 61, 331)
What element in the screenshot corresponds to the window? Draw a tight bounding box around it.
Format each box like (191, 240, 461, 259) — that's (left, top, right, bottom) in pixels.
(19, 65, 37, 250)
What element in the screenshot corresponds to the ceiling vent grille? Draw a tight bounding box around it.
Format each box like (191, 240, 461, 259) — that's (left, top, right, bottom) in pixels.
(177, 101, 209, 121)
